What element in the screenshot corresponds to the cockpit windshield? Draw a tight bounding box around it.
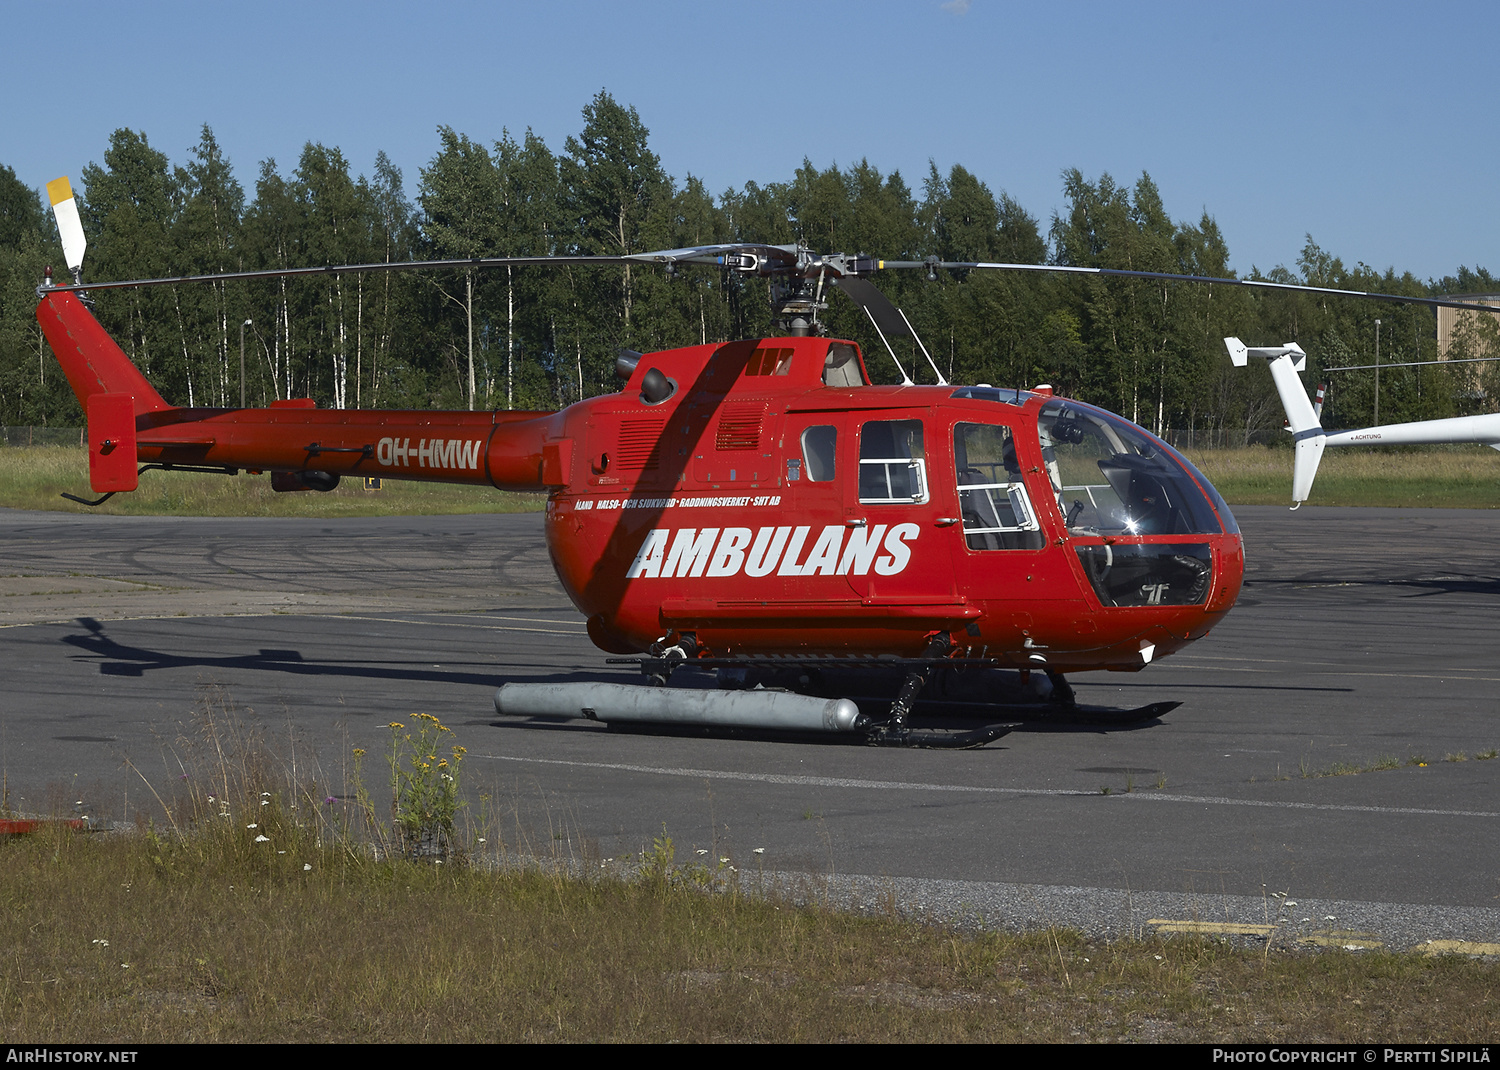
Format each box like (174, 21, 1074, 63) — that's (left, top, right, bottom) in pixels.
(1037, 399, 1236, 537)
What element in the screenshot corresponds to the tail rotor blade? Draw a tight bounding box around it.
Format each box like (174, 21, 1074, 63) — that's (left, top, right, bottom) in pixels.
(47, 177, 87, 278)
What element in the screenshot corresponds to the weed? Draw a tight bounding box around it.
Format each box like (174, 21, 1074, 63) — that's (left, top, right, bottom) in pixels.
(1443, 752, 1468, 763)
(1476, 749, 1498, 761)
(386, 714, 466, 861)
(641, 828, 676, 890)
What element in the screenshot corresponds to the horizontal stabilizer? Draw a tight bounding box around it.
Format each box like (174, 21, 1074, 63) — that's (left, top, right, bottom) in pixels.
(86, 393, 138, 493)
(1224, 336, 1305, 372)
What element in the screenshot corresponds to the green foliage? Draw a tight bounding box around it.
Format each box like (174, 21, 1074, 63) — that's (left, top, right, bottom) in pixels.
(1, 103, 1493, 436)
(0, 164, 74, 425)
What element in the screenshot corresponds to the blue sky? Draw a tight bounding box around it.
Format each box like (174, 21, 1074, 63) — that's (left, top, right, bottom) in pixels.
(2, 0, 1492, 283)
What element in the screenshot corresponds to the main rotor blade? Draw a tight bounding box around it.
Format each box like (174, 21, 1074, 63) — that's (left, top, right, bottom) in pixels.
(833, 276, 911, 340)
(38, 242, 810, 295)
(40, 254, 639, 294)
(35, 228, 1500, 319)
(886, 259, 1500, 316)
(624, 242, 801, 269)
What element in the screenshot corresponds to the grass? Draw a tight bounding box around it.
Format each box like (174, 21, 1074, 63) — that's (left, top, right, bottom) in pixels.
(0, 690, 1495, 1044)
(4, 443, 1500, 516)
(1184, 444, 1500, 508)
(4, 822, 1497, 1043)
(0, 446, 545, 517)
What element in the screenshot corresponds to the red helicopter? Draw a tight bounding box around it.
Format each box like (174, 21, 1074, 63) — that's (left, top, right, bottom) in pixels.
(32, 178, 1304, 747)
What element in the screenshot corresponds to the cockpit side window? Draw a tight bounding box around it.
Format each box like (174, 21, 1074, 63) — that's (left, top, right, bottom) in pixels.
(801, 425, 837, 482)
(953, 422, 1043, 550)
(858, 419, 928, 504)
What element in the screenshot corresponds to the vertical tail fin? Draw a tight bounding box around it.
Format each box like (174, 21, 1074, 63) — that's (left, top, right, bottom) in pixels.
(36, 290, 172, 416)
(1224, 337, 1325, 508)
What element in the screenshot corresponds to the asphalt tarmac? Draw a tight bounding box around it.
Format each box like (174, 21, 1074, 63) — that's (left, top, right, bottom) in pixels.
(2, 504, 1497, 952)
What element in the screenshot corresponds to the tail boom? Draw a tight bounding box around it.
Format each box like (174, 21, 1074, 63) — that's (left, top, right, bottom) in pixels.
(130, 406, 560, 490)
(1323, 413, 1500, 448)
(38, 288, 563, 494)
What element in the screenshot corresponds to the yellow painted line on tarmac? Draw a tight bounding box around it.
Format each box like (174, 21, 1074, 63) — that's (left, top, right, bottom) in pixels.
(1147, 919, 1276, 936)
(1299, 930, 1384, 950)
(1416, 940, 1500, 957)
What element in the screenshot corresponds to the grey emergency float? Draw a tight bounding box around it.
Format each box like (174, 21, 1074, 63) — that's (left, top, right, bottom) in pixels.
(494, 682, 867, 733)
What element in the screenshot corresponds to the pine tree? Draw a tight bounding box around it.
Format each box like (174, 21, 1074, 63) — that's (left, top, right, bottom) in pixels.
(419, 127, 499, 408)
(0, 165, 70, 425)
(560, 92, 671, 391)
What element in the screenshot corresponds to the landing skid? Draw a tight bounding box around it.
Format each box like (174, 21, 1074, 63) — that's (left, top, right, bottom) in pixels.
(865, 722, 1016, 750)
(878, 695, 1180, 726)
(1023, 700, 1179, 725)
(593, 651, 1177, 746)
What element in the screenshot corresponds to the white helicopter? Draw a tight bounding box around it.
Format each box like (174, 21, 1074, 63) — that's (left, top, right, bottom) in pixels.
(1227, 337, 1500, 508)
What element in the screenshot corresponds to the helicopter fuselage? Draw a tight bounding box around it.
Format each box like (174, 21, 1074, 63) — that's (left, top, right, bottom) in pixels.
(545, 335, 1243, 669)
(37, 290, 1243, 674)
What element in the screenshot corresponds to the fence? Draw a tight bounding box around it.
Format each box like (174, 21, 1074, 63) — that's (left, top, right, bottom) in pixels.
(2, 427, 86, 447)
(1160, 428, 1287, 450)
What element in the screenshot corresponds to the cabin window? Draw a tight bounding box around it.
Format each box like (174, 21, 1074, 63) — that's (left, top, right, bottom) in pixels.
(953, 422, 1043, 550)
(801, 425, 837, 481)
(858, 419, 927, 504)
